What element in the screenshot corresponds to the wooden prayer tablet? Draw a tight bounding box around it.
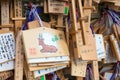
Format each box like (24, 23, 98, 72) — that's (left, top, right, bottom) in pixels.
(71, 60, 87, 77)
(28, 20, 40, 29)
(47, 0, 66, 13)
(77, 30, 97, 60)
(0, 32, 15, 63)
(33, 66, 67, 78)
(104, 41, 117, 63)
(22, 27, 69, 62)
(29, 63, 67, 71)
(104, 72, 116, 80)
(0, 60, 14, 72)
(110, 35, 120, 61)
(95, 34, 106, 61)
(30, 61, 69, 67)
(28, 56, 69, 64)
(69, 0, 97, 60)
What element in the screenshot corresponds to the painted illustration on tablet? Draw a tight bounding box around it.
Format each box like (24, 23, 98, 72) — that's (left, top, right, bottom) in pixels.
(38, 33, 57, 53)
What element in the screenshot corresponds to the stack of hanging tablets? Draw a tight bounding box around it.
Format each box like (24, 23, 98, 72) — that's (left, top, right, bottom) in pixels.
(0, 30, 15, 72)
(22, 21, 70, 78)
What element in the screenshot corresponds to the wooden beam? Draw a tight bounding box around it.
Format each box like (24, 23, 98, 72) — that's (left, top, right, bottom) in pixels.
(12, 17, 26, 21)
(0, 24, 14, 28)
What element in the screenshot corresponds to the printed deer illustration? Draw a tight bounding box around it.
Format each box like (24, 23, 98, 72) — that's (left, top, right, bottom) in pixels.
(38, 34, 57, 53)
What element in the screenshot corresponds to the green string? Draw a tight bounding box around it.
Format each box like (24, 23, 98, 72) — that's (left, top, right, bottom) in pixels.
(64, 7, 69, 15)
(40, 75, 45, 80)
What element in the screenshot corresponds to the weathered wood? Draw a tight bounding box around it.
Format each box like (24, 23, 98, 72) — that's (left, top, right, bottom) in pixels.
(57, 14, 64, 30)
(14, 31, 23, 80)
(47, 0, 65, 13)
(12, 18, 26, 21)
(14, 1, 23, 79)
(56, 70, 66, 80)
(65, 18, 69, 46)
(0, 71, 13, 80)
(69, 0, 80, 61)
(1, 0, 10, 31)
(14, 0, 23, 35)
(110, 35, 120, 61)
(77, 77, 84, 80)
(92, 61, 99, 80)
(69, 0, 97, 60)
(1, 0, 9, 25)
(0, 24, 14, 28)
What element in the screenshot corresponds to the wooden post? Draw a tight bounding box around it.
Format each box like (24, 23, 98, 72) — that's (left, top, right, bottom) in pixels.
(14, 0, 23, 35)
(1, 0, 9, 25)
(14, 0, 23, 80)
(1, 0, 10, 31)
(14, 31, 23, 80)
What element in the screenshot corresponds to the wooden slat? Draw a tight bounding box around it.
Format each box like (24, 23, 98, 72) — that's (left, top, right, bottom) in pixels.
(44, 0, 48, 13)
(24, 58, 34, 80)
(14, 0, 22, 17)
(70, 0, 97, 60)
(92, 61, 99, 80)
(14, 31, 23, 80)
(12, 18, 26, 21)
(110, 35, 120, 61)
(65, 18, 69, 46)
(1, 0, 10, 31)
(14, 1, 23, 80)
(57, 14, 64, 30)
(1, 0, 9, 25)
(28, 20, 40, 29)
(113, 24, 120, 45)
(77, 77, 84, 80)
(69, 0, 81, 60)
(78, 0, 97, 60)
(0, 24, 14, 28)
(56, 70, 66, 80)
(78, 0, 87, 44)
(14, 0, 23, 34)
(93, 0, 101, 3)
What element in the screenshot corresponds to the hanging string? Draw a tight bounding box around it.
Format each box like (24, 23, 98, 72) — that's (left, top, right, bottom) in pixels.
(85, 64, 94, 80)
(22, 3, 43, 30)
(110, 62, 120, 80)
